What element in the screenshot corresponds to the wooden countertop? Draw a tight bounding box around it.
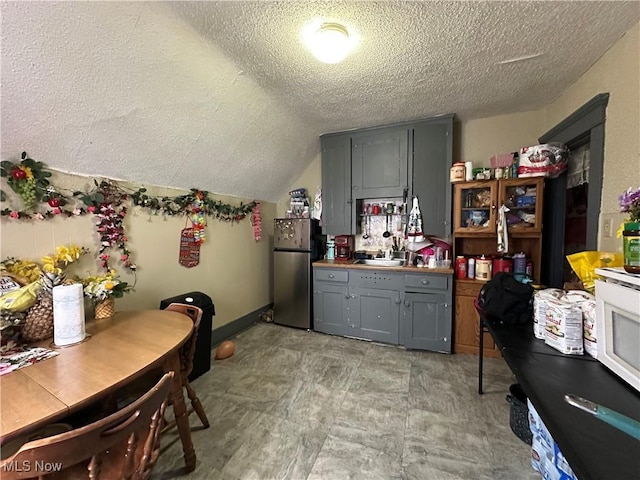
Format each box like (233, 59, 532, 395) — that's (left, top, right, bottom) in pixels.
(313, 258, 453, 275)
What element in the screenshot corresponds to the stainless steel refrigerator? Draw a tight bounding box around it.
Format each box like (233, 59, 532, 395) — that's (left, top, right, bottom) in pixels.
(273, 218, 322, 329)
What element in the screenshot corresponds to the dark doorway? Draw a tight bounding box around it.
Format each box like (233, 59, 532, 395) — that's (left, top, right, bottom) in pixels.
(539, 94, 609, 288)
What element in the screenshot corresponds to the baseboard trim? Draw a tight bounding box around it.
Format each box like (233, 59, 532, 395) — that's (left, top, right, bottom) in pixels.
(211, 303, 273, 347)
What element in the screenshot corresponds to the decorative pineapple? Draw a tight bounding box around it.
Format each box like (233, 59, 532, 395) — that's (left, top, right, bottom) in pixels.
(21, 245, 87, 343)
(22, 271, 65, 342)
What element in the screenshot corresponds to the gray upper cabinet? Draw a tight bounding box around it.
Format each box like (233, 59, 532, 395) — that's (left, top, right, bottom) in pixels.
(351, 128, 409, 199)
(411, 115, 454, 238)
(320, 134, 352, 235)
(320, 114, 454, 237)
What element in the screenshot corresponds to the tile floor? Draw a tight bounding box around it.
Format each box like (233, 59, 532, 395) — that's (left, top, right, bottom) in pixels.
(152, 322, 540, 480)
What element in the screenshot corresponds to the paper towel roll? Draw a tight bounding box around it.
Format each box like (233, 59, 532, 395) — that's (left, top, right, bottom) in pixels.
(465, 161, 473, 181)
(53, 284, 86, 346)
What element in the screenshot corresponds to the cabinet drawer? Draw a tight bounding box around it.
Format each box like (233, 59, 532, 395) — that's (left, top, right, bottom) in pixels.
(315, 269, 349, 283)
(404, 274, 449, 291)
(455, 280, 483, 297)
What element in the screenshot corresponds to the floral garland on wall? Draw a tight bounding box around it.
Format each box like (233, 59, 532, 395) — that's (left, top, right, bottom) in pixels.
(0, 152, 262, 272)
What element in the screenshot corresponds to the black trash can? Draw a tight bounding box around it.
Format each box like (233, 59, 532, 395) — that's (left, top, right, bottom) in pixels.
(160, 292, 215, 382)
(506, 383, 533, 445)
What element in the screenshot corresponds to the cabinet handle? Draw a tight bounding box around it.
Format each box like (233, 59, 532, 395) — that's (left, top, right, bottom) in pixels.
(404, 301, 411, 307)
(353, 186, 359, 190)
(491, 204, 496, 210)
(351, 294, 357, 299)
(328, 273, 335, 278)
(345, 294, 351, 299)
(395, 298, 401, 304)
(443, 303, 449, 308)
(421, 280, 429, 285)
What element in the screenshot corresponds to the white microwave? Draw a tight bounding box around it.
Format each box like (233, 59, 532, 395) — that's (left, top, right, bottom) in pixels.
(595, 268, 640, 393)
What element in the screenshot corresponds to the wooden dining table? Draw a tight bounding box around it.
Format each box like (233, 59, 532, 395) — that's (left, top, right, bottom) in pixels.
(0, 310, 197, 472)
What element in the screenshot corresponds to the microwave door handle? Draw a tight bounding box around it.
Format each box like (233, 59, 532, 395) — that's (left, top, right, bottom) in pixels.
(565, 394, 640, 440)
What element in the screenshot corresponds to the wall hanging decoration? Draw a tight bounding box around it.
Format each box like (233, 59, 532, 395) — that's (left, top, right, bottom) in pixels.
(188, 191, 207, 244)
(1, 152, 262, 273)
(251, 203, 262, 241)
(0, 152, 52, 209)
(74, 180, 136, 273)
(179, 226, 200, 268)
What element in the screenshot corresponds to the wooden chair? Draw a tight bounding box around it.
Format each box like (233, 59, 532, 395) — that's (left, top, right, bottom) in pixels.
(162, 303, 210, 431)
(0, 372, 174, 480)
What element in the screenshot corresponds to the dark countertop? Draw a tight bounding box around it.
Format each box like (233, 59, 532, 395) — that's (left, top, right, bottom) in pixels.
(313, 258, 453, 275)
(484, 321, 640, 480)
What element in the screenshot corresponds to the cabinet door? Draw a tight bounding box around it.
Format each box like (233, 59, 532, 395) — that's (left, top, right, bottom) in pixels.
(350, 288, 400, 344)
(321, 135, 352, 235)
(313, 283, 349, 336)
(453, 280, 500, 357)
(412, 116, 454, 238)
(498, 178, 544, 233)
(351, 128, 409, 199)
(403, 292, 452, 352)
(453, 181, 498, 234)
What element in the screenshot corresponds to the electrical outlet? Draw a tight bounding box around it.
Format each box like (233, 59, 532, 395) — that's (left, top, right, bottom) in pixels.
(603, 218, 614, 238)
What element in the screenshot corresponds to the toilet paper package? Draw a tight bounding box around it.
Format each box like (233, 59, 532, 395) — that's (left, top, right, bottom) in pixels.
(533, 289, 565, 339)
(544, 298, 584, 355)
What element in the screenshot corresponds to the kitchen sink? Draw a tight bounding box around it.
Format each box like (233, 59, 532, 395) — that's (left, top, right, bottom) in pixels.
(354, 259, 404, 267)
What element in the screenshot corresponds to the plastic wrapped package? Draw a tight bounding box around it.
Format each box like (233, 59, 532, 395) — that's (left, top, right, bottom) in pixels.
(518, 143, 569, 178)
(528, 399, 578, 480)
(544, 298, 584, 355)
(533, 289, 565, 339)
(566, 251, 623, 293)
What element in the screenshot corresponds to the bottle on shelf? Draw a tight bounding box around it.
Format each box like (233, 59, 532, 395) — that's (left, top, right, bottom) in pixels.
(467, 257, 476, 279)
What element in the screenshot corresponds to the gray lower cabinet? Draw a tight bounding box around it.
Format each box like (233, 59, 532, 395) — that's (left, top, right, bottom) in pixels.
(313, 267, 452, 352)
(350, 287, 401, 344)
(313, 269, 349, 336)
(402, 273, 452, 353)
(402, 292, 451, 352)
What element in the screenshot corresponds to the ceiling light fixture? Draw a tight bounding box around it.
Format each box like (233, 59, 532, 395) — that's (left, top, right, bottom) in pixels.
(305, 22, 353, 64)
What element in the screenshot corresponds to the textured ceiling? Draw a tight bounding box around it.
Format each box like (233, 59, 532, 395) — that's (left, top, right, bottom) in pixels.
(1, 1, 638, 202)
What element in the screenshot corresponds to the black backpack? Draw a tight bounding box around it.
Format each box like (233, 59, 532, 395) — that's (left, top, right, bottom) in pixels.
(477, 272, 534, 325)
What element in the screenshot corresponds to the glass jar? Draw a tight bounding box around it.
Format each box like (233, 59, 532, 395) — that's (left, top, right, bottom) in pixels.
(623, 222, 640, 273)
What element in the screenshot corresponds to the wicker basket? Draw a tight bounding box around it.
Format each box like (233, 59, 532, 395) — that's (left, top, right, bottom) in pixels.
(95, 297, 115, 319)
(22, 294, 54, 342)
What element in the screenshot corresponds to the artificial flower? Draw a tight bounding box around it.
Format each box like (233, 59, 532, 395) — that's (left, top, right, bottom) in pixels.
(619, 186, 640, 223)
(82, 270, 132, 301)
(41, 244, 88, 275)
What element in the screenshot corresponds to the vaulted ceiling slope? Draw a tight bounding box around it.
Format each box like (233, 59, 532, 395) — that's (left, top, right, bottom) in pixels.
(1, 1, 638, 202)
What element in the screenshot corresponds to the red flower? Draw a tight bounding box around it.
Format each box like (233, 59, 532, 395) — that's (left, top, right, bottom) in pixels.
(9, 211, 19, 219)
(53, 208, 61, 214)
(88, 205, 96, 213)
